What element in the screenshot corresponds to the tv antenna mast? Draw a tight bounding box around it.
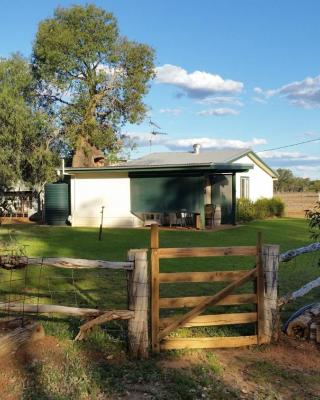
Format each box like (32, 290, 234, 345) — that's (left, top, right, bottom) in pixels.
(148, 119, 168, 153)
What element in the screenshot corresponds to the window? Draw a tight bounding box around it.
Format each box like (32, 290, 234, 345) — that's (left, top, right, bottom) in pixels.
(240, 177, 250, 199)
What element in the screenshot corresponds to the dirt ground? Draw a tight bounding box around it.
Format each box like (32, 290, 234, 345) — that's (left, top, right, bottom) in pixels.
(157, 335, 320, 400)
(0, 333, 319, 400)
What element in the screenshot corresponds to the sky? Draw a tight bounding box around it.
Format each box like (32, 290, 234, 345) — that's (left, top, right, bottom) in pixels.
(1, 0, 320, 178)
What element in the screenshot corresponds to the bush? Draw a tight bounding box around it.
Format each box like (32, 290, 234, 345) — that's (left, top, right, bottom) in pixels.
(236, 198, 256, 223)
(269, 197, 285, 217)
(236, 197, 285, 223)
(254, 198, 271, 219)
(307, 201, 320, 240)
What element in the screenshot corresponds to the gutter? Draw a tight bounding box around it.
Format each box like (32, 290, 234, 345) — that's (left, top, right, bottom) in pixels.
(64, 163, 253, 174)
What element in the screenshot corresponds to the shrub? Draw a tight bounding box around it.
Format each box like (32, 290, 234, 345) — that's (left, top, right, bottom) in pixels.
(236, 197, 285, 223)
(236, 198, 256, 223)
(268, 197, 285, 217)
(307, 201, 320, 240)
(254, 198, 271, 219)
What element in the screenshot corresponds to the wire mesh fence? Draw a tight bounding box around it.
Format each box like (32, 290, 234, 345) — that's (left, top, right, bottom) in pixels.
(0, 240, 130, 342)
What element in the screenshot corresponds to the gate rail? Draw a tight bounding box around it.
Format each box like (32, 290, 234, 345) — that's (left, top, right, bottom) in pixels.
(150, 225, 265, 353)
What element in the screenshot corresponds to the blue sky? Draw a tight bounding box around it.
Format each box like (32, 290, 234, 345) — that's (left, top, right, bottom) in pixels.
(1, 0, 320, 178)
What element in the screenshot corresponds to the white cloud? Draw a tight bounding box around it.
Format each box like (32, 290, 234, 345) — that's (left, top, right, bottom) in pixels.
(258, 150, 320, 161)
(197, 107, 239, 116)
(258, 150, 320, 173)
(165, 137, 266, 151)
(197, 96, 244, 106)
(252, 96, 267, 104)
(294, 165, 320, 179)
(124, 131, 266, 151)
(254, 75, 320, 108)
(159, 108, 182, 116)
(155, 64, 244, 98)
(253, 87, 263, 95)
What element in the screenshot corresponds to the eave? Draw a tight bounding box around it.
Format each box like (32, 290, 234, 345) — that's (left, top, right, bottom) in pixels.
(63, 163, 253, 175)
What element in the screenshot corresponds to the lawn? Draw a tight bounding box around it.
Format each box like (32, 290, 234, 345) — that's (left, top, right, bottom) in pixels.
(0, 218, 319, 399)
(0, 218, 318, 319)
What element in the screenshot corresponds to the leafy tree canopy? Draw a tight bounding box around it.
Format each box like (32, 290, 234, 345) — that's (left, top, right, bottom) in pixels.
(274, 168, 319, 193)
(32, 4, 155, 166)
(0, 54, 58, 189)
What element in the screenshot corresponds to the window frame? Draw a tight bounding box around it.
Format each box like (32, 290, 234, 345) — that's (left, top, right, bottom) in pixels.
(240, 176, 250, 199)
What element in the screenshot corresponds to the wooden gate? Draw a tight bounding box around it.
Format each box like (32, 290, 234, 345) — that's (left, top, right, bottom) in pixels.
(150, 225, 265, 352)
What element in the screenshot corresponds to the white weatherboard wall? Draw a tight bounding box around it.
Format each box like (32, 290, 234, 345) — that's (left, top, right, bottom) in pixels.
(70, 172, 142, 227)
(233, 155, 274, 201)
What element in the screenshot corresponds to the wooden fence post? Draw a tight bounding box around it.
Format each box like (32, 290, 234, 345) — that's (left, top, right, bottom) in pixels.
(150, 224, 160, 353)
(127, 249, 149, 359)
(256, 232, 265, 344)
(262, 244, 280, 343)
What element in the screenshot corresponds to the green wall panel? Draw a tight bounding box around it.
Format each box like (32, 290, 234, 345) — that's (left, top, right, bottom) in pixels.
(211, 174, 233, 224)
(130, 176, 204, 214)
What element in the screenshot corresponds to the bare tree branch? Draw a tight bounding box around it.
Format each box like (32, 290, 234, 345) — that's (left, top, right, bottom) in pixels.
(278, 276, 320, 307)
(279, 242, 320, 263)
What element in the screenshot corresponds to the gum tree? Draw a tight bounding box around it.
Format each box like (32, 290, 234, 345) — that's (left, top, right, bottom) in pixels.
(32, 4, 155, 167)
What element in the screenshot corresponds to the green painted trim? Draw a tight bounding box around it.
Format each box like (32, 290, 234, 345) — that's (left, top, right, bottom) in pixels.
(232, 173, 236, 225)
(64, 163, 253, 175)
(247, 152, 278, 178)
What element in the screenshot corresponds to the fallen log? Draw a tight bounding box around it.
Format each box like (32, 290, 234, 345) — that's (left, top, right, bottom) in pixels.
(0, 255, 133, 270)
(279, 242, 320, 263)
(286, 304, 320, 339)
(286, 314, 312, 338)
(278, 276, 320, 307)
(75, 310, 134, 340)
(0, 322, 45, 357)
(0, 317, 25, 331)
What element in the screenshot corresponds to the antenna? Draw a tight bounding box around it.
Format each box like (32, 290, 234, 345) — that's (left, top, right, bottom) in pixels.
(148, 119, 168, 153)
(149, 118, 161, 130)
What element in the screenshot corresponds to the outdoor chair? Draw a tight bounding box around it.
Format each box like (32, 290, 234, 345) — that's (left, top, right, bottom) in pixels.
(176, 209, 189, 227)
(169, 213, 177, 227)
(205, 204, 216, 228)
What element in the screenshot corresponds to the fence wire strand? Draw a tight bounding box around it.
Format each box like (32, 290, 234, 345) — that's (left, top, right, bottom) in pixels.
(0, 252, 129, 343)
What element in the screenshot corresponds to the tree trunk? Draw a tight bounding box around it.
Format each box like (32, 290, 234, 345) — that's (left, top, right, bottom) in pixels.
(72, 136, 105, 167)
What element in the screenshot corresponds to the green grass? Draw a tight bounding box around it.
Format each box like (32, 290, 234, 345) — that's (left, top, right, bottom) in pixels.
(0, 218, 318, 323)
(0, 218, 319, 399)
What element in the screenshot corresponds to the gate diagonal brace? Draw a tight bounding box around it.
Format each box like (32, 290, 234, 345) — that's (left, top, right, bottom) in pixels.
(158, 268, 257, 341)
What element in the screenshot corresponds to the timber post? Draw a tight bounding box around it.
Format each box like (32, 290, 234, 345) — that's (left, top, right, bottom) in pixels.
(150, 224, 160, 353)
(256, 232, 266, 344)
(262, 244, 280, 342)
(127, 249, 149, 359)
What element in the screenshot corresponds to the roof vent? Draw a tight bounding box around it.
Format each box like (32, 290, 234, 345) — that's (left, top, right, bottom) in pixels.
(193, 143, 201, 154)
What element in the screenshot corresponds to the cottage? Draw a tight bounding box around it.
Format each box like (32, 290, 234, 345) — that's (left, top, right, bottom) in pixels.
(57, 146, 277, 228)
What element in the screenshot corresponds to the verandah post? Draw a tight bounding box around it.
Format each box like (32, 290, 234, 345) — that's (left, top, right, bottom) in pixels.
(127, 249, 149, 359)
(261, 244, 280, 342)
(231, 173, 236, 225)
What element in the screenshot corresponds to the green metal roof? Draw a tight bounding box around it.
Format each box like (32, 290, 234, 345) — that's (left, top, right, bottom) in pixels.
(124, 149, 251, 167)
